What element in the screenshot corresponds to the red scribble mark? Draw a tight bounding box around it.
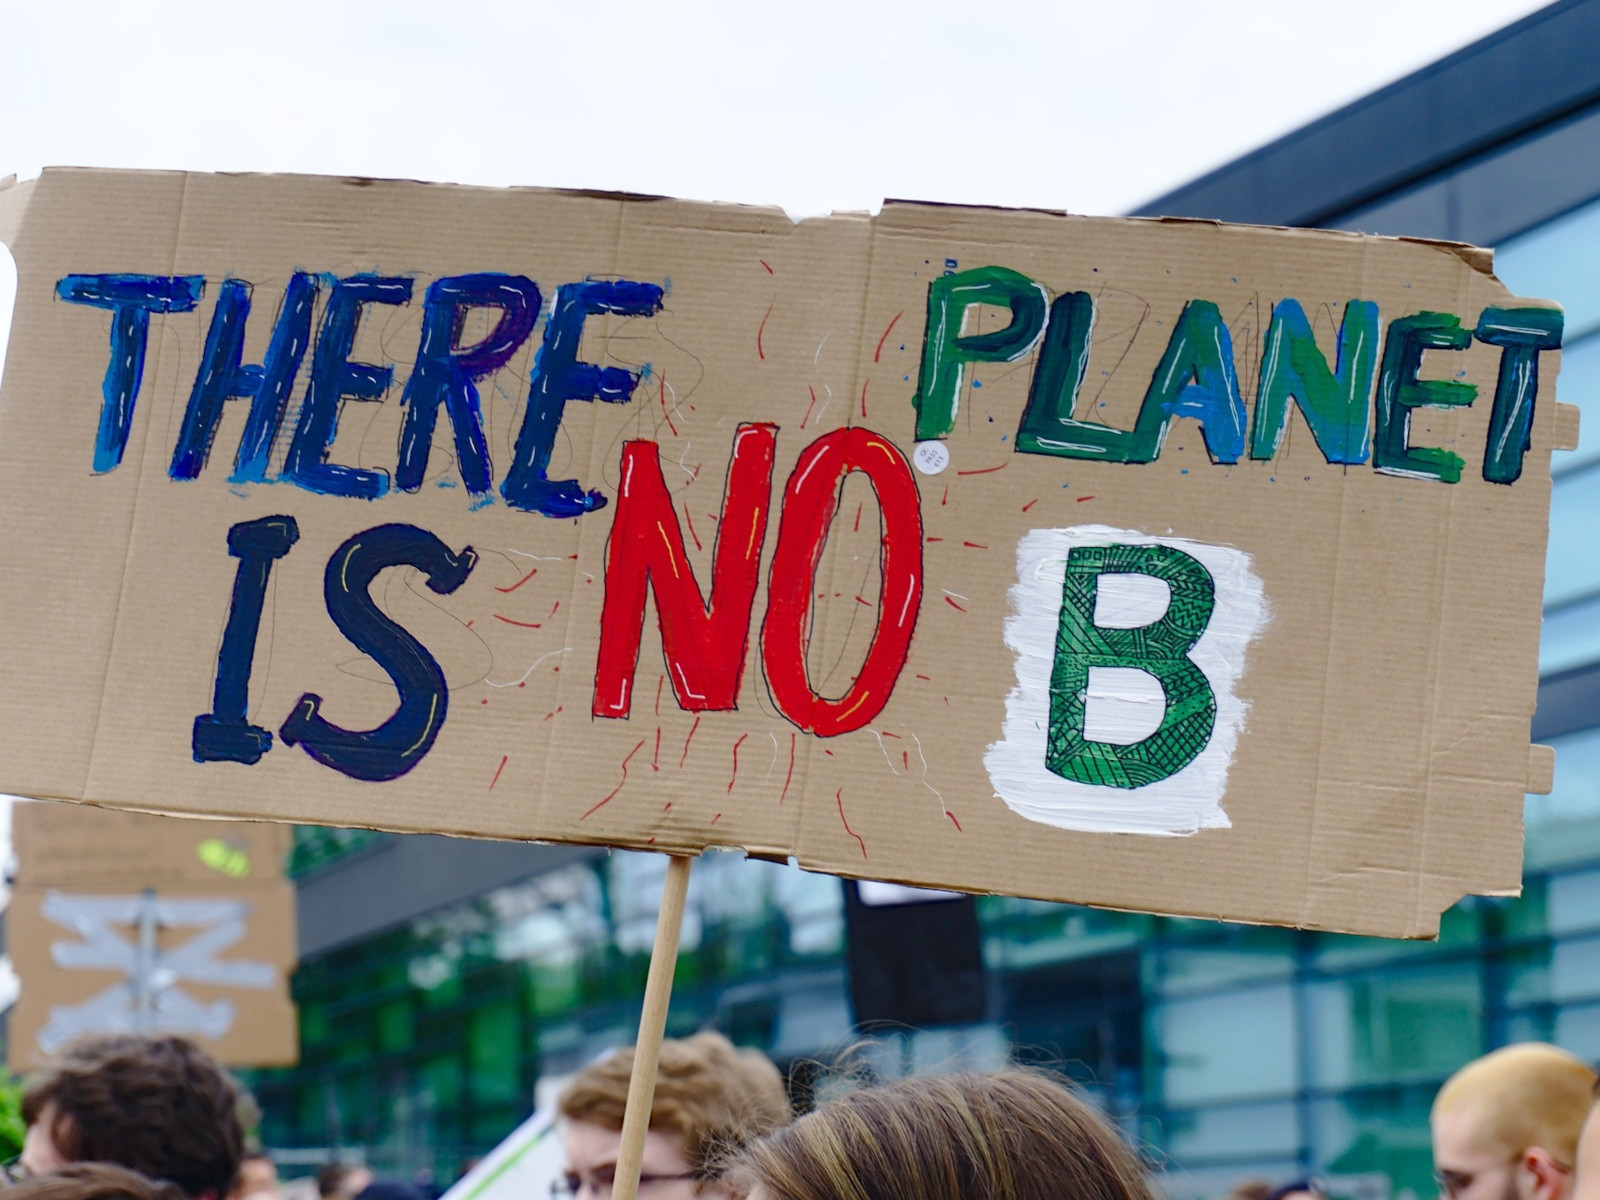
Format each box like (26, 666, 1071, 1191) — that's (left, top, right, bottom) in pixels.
(655, 676, 664, 717)
(683, 504, 702, 551)
(859, 379, 869, 419)
(567, 554, 579, 559)
(873, 310, 904, 363)
(582, 739, 644, 819)
(647, 837, 656, 844)
(957, 462, 1008, 476)
(945, 596, 967, 612)
(927, 537, 944, 542)
(493, 614, 541, 628)
(495, 566, 538, 594)
(853, 502, 862, 532)
(963, 541, 988, 549)
(802, 385, 818, 430)
(902, 750, 910, 770)
(728, 732, 748, 793)
(781, 732, 796, 804)
(1077, 494, 1095, 502)
(652, 727, 662, 771)
(711, 812, 723, 825)
(943, 696, 950, 705)
(518, 681, 525, 688)
(548, 602, 560, 620)
(489, 755, 508, 790)
(854, 595, 873, 607)
(941, 486, 948, 506)
(916, 674, 931, 681)
(759, 259, 774, 275)
(680, 715, 701, 768)
(543, 706, 563, 720)
(663, 801, 673, 811)
(659, 377, 678, 437)
(688, 463, 702, 482)
(824, 748, 834, 757)
(836, 789, 867, 859)
(757, 299, 774, 360)
(946, 811, 963, 832)
(480, 698, 488, 705)
(466, 619, 474, 627)
(1022, 499, 1038, 512)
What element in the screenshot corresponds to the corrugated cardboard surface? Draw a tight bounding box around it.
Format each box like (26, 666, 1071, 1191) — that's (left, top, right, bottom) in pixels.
(13, 799, 290, 888)
(8, 802, 296, 1067)
(7, 881, 297, 1070)
(0, 169, 1570, 938)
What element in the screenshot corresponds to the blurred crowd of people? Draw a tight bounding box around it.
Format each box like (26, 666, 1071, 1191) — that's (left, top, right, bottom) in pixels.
(7, 1031, 1600, 1200)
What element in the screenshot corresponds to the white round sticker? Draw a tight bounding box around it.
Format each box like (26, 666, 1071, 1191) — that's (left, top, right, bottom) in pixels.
(912, 441, 950, 476)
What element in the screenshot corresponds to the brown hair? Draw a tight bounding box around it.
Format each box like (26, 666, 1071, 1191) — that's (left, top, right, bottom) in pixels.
(558, 1032, 792, 1172)
(726, 1069, 1154, 1200)
(23, 1035, 246, 1200)
(2, 1163, 189, 1200)
(1432, 1043, 1597, 1164)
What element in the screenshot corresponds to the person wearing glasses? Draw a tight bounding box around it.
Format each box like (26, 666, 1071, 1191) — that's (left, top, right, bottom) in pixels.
(724, 1069, 1153, 1200)
(1432, 1044, 1596, 1200)
(553, 1032, 790, 1199)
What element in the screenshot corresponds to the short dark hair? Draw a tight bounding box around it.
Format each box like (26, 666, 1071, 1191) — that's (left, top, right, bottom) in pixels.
(23, 1035, 246, 1200)
(0, 1163, 188, 1200)
(316, 1164, 364, 1199)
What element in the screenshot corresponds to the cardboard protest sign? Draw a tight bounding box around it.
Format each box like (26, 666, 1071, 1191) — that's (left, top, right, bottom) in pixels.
(12, 799, 292, 889)
(8, 801, 298, 1068)
(0, 168, 1574, 938)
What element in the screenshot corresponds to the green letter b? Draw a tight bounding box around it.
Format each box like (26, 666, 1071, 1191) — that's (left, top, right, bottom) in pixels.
(1046, 544, 1217, 789)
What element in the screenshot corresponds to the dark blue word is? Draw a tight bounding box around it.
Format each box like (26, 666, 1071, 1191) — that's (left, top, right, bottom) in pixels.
(194, 516, 476, 782)
(57, 272, 665, 517)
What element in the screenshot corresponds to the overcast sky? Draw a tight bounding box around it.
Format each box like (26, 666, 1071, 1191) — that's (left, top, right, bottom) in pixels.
(0, 0, 1559, 216)
(0, 0, 1558, 374)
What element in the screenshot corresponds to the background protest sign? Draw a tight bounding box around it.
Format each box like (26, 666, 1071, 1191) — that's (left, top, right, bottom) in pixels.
(0, 168, 1575, 939)
(7, 801, 297, 1069)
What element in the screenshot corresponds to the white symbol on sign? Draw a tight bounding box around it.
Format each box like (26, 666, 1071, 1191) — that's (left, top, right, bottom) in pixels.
(911, 441, 950, 475)
(37, 891, 276, 1054)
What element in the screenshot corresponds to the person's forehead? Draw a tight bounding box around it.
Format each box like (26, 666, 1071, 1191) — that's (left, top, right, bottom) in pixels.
(561, 1121, 692, 1171)
(1434, 1107, 1508, 1166)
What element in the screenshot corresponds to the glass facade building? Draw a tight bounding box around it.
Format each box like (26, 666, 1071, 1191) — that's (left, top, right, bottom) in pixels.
(246, 5, 1600, 1198)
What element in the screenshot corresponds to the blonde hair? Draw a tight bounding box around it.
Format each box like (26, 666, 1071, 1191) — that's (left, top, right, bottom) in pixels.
(1432, 1043, 1597, 1164)
(558, 1032, 791, 1172)
(726, 1069, 1154, 1200)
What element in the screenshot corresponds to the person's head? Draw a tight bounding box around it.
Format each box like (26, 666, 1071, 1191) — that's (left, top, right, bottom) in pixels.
(1570, 1080, 1600, 1200)
(228, 1155, 278, 1200)
(727, 1069, 1153, 1200)
(315, 1165, 371, 1200)
(556, 1032, 791, 1199)
(22, 1035, 246, 1200)
(1266, 1180, 1326, 1200)
(1432, 1044, 1597, 1200)
(0, 1163, 189, 1200)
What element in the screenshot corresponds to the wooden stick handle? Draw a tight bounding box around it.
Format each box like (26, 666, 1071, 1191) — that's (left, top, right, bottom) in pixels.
(611, 853, 694, 1200)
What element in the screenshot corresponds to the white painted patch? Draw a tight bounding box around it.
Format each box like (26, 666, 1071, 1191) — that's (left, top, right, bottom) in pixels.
(912, 440, 950, 475)
(1083, 666, 1167, 744)
(984, 525, 1268, 837)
